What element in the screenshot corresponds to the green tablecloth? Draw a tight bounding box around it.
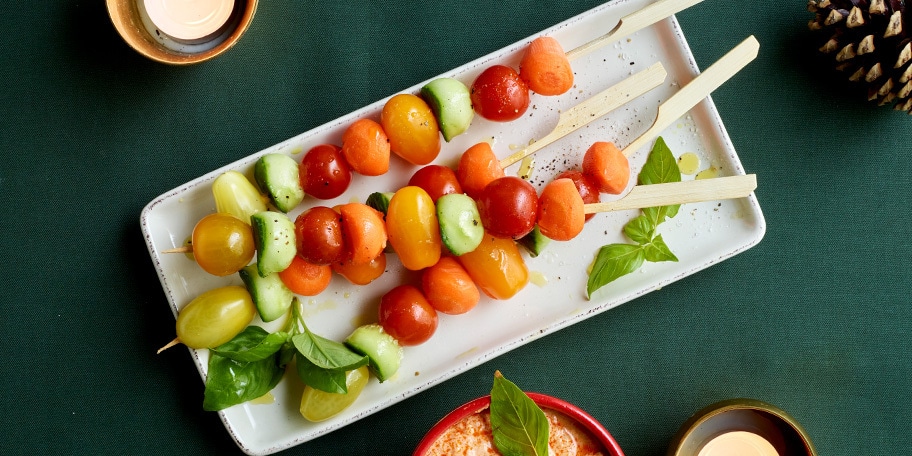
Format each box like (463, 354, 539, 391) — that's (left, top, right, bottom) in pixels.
(3, 1, 910, 454)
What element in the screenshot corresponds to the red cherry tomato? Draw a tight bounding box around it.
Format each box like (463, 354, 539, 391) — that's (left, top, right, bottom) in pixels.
(470, 65, 530, 122)
(299, 144, 352, 200)
(294, 206, 345, 265)
(407, 165, 463, 202)
(555, 169, 601, 221)
(476, 176, 539, 239)
(378, 285, 438, 346)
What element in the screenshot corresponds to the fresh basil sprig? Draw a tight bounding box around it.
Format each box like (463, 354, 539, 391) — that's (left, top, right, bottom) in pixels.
(490, 371, 549, 456)
(587, 136, 681, 298)
(202, 298, 368, 410)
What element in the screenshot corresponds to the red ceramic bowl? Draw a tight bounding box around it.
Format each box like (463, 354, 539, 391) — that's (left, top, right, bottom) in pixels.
(413, 392, 625, 456)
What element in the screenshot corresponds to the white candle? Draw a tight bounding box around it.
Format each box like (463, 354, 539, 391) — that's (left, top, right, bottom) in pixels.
(697, 431, 779, 456)
(143, 0, 235, 44)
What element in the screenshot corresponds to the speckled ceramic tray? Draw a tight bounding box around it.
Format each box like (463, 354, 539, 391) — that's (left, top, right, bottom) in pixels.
(140, 0, 765, 453)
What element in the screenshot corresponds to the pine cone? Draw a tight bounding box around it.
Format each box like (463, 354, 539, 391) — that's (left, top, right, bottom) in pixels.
(808, 0, 912, 112)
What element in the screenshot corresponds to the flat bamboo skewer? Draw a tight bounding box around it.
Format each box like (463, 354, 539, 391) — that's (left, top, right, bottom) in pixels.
(566, 0, 706, 61)
(621, 35, 760, 157)
(584, 174, 757, 213)
(498, 62, 667, 169)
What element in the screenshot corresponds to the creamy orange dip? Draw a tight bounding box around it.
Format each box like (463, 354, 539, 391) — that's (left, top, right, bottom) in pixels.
(426, 408, 605, 456)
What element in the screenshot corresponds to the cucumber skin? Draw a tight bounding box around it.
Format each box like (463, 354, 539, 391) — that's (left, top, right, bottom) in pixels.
(250, 211, 297, 277)
(238, 264, 294, 322)
(436, 193, 484, 256)
(254, 154, 305, 213)
(518, 225, 551, 258)
(344, 324, 402, 382)
(420, 78, 474, 142)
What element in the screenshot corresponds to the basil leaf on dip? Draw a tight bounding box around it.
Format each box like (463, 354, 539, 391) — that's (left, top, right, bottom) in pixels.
(490, 371, 549, 456)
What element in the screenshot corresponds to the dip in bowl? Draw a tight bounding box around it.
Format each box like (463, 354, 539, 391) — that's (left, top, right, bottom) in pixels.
(414, 393, 624, 456)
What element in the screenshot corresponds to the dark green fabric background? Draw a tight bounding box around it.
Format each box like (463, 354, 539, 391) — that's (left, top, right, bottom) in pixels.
(2, 1, 910, 455)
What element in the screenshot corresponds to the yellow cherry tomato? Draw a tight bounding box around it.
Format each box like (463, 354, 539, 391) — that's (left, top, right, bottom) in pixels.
(300, 365, 370, 422)
(457, 233, 528, 300)
(386, 186, 442, 270)
(380, 94, 441, 165)
(191, 213, 255, 276)
(176, 286, 257, 349)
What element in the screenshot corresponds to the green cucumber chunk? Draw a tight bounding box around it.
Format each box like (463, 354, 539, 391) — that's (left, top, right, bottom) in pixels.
(420, 78, 474, 142)
(238, 264, 294, 322)
(518, 225, 551, 258)
(254, 153, 305, 213)
(250, 211, 297, 277)
(344, 324, 402, 382)
(365, 192, 394, 216)
(436, 193, 484, 256)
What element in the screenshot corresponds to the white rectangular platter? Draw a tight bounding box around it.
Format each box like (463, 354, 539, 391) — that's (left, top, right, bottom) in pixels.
(140, 0, 766, 454)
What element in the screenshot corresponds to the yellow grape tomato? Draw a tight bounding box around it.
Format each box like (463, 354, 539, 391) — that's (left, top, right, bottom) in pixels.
(176, 286, 257, 349)
(386, 186, 441, 271)
(212, 171, 268, 223)
(299, 365, 369, 422)
(457, 233, 528, 300)
(380, 94, 441, 165)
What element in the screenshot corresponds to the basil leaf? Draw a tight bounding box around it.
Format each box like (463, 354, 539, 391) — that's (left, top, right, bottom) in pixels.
(639, 137, 682, 225)
(643, 204, 680, 228)
(623, 214, 655, 244)
(644, 235, 679, 262)
(587, 244, 646, 298)
(208, 326, 289, 363)
(278, 340, 296, 369)
(490, 372, 549, 456)
(202, 330, 285, 411)
(291, 331, 368, 372)
(296, 356, 349, 394)
(291, 324, 368, 393)
(638, 136, 681, 186)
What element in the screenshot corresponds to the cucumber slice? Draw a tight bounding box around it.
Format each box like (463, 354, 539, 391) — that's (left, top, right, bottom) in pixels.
(238, 264, 294, 322)
(420, 78, 474, 142)
(365, 192, 394, 216)
(436, 193, 484, 256)
(344, 324, 402, 382)
(250, 211, 297, 277)
(254, 153, 305, 213)
(518, 225, 551, 258)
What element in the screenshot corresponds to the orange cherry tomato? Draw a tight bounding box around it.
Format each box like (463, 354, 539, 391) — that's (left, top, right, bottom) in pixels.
(332, 251, 387, 286)
(456, 233, 529, 300)
(380, 94, 441, 165)
(278, 255, 332, 296)
(421, 257, 480, 315)
(386, 186, 442, 271)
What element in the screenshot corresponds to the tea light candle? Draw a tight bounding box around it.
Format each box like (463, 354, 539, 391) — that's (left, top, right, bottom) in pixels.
(143, 0, 235, 44)
(698, 431, 779, 456)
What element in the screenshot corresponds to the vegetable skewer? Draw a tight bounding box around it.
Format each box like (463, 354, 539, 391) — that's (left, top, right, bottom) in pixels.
(565, 0, 707, 61)
(539, 173, 757, 241)
(498, 62, 668, 169)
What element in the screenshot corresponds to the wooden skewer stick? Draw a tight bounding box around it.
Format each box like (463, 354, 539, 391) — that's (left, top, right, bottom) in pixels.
(161, 246, 192, 254)
(584, 174, 757, 214)
(621, 35, 760, 158)
(566, 0, 706, 61)
(498, 62, 667, 169)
